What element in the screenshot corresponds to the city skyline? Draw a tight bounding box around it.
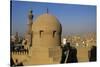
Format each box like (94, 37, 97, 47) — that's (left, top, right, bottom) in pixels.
(11, 1, 96, 36)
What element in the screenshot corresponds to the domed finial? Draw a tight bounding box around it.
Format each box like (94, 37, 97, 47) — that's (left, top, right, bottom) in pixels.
(29, 9, 33, 20)
(29, 9, 33, 14)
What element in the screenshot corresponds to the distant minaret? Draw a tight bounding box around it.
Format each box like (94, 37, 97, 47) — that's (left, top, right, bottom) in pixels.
(27, 10, 33, 34)
(15, 32, 19, 44)
(47, 8, 48, 14)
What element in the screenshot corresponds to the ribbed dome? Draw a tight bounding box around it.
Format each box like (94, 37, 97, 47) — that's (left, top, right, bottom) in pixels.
(32, 13, 62, 32)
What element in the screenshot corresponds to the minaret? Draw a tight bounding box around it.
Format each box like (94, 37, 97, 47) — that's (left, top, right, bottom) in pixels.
(27, 10, 33, 34)
(26, 10, 33, 47)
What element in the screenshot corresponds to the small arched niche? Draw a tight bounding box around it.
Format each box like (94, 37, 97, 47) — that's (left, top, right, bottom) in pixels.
(53, 30, 56, 38)
(40, 30, 44, 38)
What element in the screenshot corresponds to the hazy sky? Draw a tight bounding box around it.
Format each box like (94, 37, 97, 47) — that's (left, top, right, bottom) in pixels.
(11, 1, 96, 36)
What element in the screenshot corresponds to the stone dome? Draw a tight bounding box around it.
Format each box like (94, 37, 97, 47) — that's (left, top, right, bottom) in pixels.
(32, 13, 62, 32)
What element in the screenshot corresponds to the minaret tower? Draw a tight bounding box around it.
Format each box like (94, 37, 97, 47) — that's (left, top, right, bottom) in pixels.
(26, 10, 33, 47)
(27, 10, 33, 34)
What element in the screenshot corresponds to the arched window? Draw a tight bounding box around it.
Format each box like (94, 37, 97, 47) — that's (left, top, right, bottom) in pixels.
(53, 30, 56, 37)
(40, 30, 44, 38)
